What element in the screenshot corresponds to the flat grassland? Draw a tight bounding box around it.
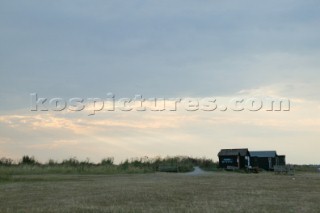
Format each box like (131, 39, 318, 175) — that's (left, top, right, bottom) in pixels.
(0, 172, 319, 213)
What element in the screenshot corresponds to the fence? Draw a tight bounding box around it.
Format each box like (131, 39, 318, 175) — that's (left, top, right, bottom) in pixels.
(274, 165, 294, 175)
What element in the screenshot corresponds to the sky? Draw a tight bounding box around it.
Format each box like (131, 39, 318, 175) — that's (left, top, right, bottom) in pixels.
(0, 0, 319, 164)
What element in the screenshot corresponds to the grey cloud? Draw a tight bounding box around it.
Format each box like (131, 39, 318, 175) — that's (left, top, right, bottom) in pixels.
(0, 0, 319, 110)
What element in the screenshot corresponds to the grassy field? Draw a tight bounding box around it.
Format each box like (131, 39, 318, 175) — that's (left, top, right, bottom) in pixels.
(0, 171, 319, 213)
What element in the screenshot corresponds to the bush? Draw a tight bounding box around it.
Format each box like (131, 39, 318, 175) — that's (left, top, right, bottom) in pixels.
(61, 157, 80, 166)
(20, 155, 37, 165)
(101, 157, 114, 166)
(0, 157, 13, 166)
(47, 159, 58, 166)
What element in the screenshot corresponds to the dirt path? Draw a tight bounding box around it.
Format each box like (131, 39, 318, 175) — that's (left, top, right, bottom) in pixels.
(185, 166, 210, 176)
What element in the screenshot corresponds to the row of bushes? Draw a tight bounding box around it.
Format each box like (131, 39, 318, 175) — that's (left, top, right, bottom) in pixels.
(0, 156, 218, 175)
(0, 156, 115, 166)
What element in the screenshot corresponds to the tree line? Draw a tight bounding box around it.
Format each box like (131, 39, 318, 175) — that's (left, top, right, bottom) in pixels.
(0, 155, 218, 174)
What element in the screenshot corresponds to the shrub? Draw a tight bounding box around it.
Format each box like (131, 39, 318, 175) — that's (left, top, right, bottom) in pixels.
(47, 159, 58, 166)
(0, 157, 13, 166)
(101, 157, 114, 166)
(61, 157, 79, 166)
(20, 155, 37, 165)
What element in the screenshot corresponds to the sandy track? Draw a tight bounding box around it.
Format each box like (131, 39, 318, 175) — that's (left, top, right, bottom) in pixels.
(185, 166, 210, 176)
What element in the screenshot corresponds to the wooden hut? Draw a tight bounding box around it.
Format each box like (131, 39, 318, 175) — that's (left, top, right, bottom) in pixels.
(250, 151, 286, 171)
(218, 148, 250, 169)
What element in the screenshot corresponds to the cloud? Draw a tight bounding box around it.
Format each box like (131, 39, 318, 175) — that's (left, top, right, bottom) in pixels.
(0, 1, 319, 164)
(1, 0, 320, 109)
(0, 85, 319, 164)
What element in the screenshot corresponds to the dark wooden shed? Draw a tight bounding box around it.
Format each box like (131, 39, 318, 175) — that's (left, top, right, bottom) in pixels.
(250, 151, 286, 171)
(250, 151, 277, 170)
(218, 148, 250, 169)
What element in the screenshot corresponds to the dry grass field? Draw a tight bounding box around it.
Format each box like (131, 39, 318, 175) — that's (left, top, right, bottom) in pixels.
(0, 171, 319, 213)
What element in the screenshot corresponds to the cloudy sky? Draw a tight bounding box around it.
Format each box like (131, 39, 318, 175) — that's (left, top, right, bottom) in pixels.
(0, 0, 319, 164)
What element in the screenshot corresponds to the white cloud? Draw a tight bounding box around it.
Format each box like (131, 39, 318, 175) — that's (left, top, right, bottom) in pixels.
(0, 1, 319, 164)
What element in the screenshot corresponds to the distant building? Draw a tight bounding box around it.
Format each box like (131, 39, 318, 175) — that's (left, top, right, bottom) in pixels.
(218, 148, 250, 169)
(250, 151, 286, 171)
(218, 148, 286, 170)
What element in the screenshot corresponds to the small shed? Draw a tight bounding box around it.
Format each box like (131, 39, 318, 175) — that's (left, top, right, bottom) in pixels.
(250, 151, 277, 170)
(218, 148, 250, 169)
(250, 151, 286, 171)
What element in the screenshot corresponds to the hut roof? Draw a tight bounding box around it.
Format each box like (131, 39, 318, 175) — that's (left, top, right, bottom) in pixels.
(218, 148, 249, 157)
(250, 151, 277, 158)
